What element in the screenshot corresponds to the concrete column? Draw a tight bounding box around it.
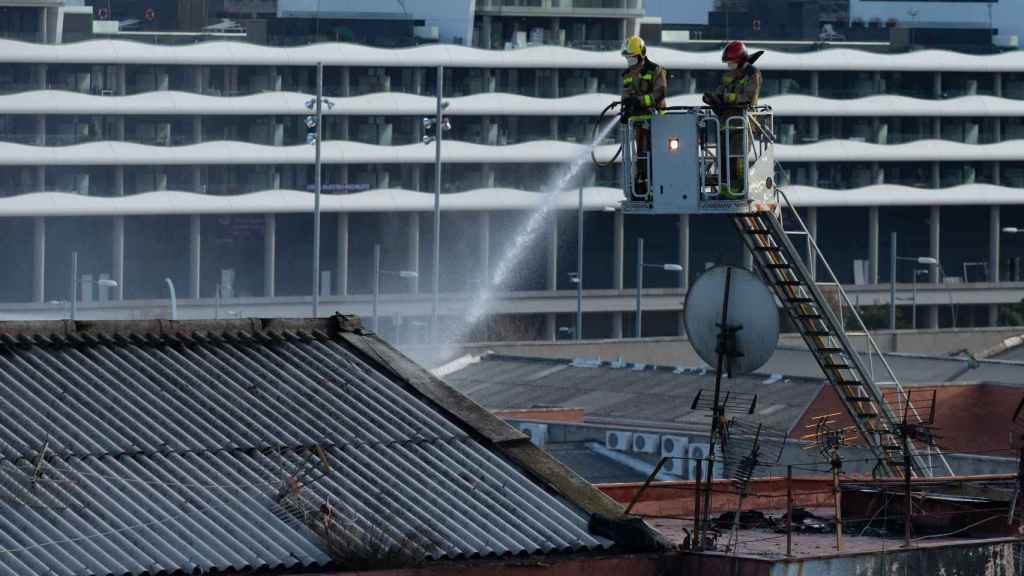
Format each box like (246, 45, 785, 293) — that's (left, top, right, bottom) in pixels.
(546, 213, 559, 291)
(155, 170, 168, 191)
(33, 217, 45, 303)
(810, 71, 819, 96)
(34, 113, 45, 191)
(927, 206, 940, 328)
(336, 213, 349, 296)
(189, 215, 201, 299)
(868, 206, 879, 284)
(682, 71, 695, 94)
(806, 207, 818, 281)
(612, 210, 624, 338)
(808, 117, 820, 142)
(545, 212, 558, 341)
(478, 211, 490, 287)
(872, 162, 883, 184)
(264, 214, 276, 297)
(677, 214, 690, 336)
(990, 205, 1001, 326)
(549, 16, 561, 45)
(113, 166, 125, 196)
(407, 213, 420, 293)
(933, 72, 942, 98)
(112, 217, 124, 300)
(192, 117, 203, 192)
(481, 15, 493, 49)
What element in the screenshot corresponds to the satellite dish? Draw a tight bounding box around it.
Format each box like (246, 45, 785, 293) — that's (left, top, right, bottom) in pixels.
(684, 266, 779, 376)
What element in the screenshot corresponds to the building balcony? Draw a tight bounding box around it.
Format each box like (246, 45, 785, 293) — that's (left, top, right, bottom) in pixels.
(475, 0, 643, 18)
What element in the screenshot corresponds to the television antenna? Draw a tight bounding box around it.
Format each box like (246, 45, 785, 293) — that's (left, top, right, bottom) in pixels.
(801, 411, 859, 551)
(720, 418, 787, 553)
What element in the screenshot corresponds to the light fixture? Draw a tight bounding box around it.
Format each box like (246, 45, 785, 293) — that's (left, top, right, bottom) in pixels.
(668, 138, 680, 151)
(304, 98, 316, 110)
(304, 115, 317, 129)
(306, 133, 317, 145)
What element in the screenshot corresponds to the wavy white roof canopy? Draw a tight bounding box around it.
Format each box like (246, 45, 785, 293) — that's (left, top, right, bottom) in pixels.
(2, 138, 1021, 165)
(2, 39, 1024, 72)
(0, 184, 1021, 217)
(2, 91, 1022, 118)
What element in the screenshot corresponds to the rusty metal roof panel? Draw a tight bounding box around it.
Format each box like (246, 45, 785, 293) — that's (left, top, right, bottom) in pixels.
(0, 328, 608, 576)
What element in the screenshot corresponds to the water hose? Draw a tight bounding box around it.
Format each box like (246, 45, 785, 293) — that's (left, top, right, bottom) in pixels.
(591, 100, 623, 168)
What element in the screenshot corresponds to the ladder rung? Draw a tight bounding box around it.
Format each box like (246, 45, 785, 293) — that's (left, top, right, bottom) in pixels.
(746, 229, 772, 235)
(818, 347, 844, 354)
(845, 396, 873, 402)
(806, 330, 831, 337)
(824, 363, 851, 370)
(766, 264, 791, 270)
(854, 412, 879, 419)
(754, 246, 781, 252)
(797, 312, 823, 319)
(788, 297, 815, 304)
(777, 280, 803, 287)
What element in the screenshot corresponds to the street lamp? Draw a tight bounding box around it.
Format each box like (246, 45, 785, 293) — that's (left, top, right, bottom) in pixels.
(888, 231, 938, 330)
(164, 277, 177, 320)
(422, 67, 451, 345)
(304, 62, 335, 319)
(69, 251, 118, 321)
(372, 243, 419, 333)
(635, 237, 684, 338)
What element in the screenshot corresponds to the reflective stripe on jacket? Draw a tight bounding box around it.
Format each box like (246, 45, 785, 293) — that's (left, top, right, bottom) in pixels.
(622, 59, 667, 116)
(716, 64, 762, 108)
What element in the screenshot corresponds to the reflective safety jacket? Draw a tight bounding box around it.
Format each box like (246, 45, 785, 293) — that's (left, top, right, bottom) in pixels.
(622, 59, 668, 119)
(715, 64, 762, 110)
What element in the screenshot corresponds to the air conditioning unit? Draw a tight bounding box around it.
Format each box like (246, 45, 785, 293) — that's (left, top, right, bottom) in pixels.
(632, 433, 660, 454)
(687, 443, 724, 480)
(605, 431, 633, 451)
(517, 422, 548, 447)
(660, 435, 688, 478)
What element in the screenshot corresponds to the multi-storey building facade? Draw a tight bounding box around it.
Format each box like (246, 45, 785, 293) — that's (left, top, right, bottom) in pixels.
(0, 26, 1023, 339)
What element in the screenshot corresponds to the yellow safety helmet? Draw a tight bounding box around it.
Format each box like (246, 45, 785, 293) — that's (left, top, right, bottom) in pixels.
(621, 35, 645, 57)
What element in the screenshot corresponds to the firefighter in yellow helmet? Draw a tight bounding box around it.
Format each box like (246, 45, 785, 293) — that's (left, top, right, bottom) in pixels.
(621, 35, 667, 202)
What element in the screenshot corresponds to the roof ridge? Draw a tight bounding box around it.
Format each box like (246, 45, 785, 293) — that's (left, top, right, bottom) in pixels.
(0, 315, 366, 341)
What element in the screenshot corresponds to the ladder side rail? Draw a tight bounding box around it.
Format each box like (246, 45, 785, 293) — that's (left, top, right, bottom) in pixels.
(756, 215, 924, 477)
(773, 191, 952, 477)
(736, 215, 896, 475)
(776, 188, 931, 427)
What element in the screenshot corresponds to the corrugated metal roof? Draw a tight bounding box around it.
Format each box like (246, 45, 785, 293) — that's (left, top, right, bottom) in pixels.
(443, 355, 824, 434)
(0, 323, 611, 576)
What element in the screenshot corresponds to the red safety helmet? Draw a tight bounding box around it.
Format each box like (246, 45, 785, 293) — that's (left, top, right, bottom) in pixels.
(722, 40, 748, 64)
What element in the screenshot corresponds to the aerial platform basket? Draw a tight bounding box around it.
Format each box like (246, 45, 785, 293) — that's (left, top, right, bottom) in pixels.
(619, 104, 951, 478)
(620, 106, 778, 216)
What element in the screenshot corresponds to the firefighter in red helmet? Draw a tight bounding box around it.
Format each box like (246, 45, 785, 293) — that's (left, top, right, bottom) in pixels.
(704, 41, 763, 199)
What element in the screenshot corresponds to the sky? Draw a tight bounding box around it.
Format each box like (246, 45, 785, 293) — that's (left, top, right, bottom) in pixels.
(645, 0, 715, 25)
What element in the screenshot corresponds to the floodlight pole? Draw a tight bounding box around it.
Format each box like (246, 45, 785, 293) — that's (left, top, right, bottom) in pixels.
(70, 250, 78, 321)
(890, 232, 897, 330)
(576, 185, 584, 340)
(635, 237, 643, 338)
(312, 61, 323, 318)
(431, 65, 443, 344)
